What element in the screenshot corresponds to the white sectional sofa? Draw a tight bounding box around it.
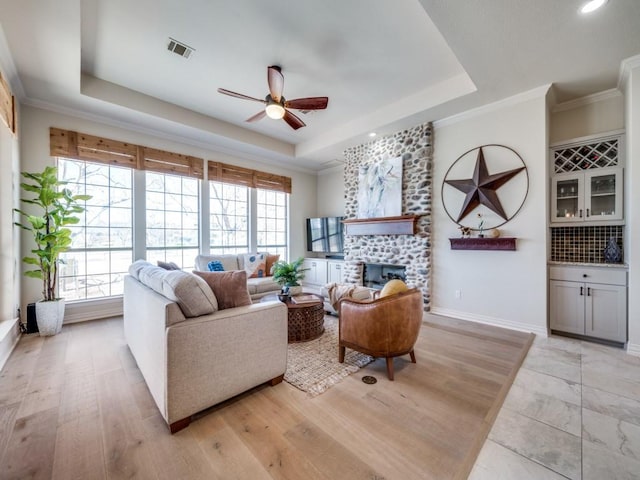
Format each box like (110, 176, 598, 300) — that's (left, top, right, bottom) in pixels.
(194, 253, 282, 300)
(123, 260, 288, 433)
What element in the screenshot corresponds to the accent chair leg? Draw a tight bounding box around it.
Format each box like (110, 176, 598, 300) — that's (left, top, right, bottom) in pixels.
(169, 416, 191, 434)
(386, 357, 394, 381)
(409, 350, 416, 363)
(269, 374, 285, 386)
(338, 345, 345, 363)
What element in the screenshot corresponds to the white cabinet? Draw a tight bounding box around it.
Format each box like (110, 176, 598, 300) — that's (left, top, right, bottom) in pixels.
(551, 168, 623, 223)
(549, 266, 627, 343)
(550, 134, 624, 225)
(327, 260, 344, 284)
(301, 258, 344, 288)
(302, 258, 328, 287)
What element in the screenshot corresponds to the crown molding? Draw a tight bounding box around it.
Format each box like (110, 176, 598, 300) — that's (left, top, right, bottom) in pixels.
(551, 88, 622, 113)
(0, 24, 25, 98)
(433, 84, 551, 128)
(22, 97, 319, 176)
(317, 163, 345, 176)
(619, 54, 640, 90)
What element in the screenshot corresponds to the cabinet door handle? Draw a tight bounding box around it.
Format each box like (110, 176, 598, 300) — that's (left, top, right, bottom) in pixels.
(586, 208, 590, 217)
(580, 286, 584, 296)
(587, 287, 591, 296)
(579, 209, 583, 218)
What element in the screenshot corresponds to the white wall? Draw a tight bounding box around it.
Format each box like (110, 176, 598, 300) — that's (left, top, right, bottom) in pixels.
(550, 92, 624, 144)
(316, 166, 345, 217)
(430, 89, 549, 335)
(19, 105, 318, 313)
(624, 62, 640, 355)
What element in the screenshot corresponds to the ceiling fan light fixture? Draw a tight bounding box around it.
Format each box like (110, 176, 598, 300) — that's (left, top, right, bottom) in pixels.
(265, 102, 285, 119)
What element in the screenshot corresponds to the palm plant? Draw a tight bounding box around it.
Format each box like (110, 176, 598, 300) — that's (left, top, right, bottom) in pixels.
(14, 166, 90, 301)
(271, 257, 309, 288)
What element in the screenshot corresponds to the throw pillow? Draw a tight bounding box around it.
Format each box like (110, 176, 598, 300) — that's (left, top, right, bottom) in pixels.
(243, 253, 266, 278)
(207, 260, 225, 272)
(157, 260, 181, 270)
(265, 254, 280, 276)
(379, 279, 408, 298)
(193, 270, 252, 310)
(128, 259, 152, 279)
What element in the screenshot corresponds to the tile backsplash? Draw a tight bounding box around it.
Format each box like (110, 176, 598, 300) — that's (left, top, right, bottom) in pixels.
(550, 225, 624, 263)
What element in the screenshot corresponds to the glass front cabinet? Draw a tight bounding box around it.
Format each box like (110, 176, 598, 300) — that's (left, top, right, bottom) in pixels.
(551, 135, 624, 224)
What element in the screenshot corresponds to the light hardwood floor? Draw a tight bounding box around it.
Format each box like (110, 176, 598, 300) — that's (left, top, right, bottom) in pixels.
(0, 314, 533, 480)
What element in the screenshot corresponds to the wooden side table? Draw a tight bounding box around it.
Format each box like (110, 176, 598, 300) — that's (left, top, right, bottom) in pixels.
(261, 293, 325, 342)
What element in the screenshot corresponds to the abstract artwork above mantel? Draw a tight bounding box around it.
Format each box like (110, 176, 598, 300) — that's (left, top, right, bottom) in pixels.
(442, 144, 529, 231)
(357, 156, 402, 219)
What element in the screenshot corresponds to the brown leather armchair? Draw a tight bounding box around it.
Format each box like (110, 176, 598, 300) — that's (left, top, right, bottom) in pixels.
(338, 288, 423, 380)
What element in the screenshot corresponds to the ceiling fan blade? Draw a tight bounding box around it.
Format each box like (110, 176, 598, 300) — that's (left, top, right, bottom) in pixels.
(283, 110, 306, 130)
(285, 97, 329, 111)
(267, 66, 284, 103)
(246, 110, 267, 123)
(217, 88, 265, 103)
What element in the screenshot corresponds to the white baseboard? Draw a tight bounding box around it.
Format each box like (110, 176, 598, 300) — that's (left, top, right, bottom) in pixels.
(627, 343, 640, 357)
(0, 317, 21, 371)
(64, 296, 123, 324)
(430, 307, 548, 337)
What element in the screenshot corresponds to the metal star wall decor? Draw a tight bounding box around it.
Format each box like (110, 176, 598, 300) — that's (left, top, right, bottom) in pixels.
(441, 144, 529, 228)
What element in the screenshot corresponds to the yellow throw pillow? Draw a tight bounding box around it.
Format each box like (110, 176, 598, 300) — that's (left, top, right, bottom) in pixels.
(379, 279, 408, 298)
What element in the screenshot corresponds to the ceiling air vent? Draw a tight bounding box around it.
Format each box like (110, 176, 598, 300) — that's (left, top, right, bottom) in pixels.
(167, 38, 194, 58)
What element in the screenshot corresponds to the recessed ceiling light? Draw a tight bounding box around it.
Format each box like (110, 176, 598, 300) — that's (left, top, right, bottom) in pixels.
(579, 0, 608, 14)
(368, 132, 377, 138)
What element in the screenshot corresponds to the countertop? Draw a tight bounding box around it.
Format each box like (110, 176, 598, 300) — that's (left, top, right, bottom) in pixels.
(548, 261, 628, 269)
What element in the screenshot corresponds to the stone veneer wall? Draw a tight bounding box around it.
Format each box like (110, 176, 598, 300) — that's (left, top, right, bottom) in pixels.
(343, 123, 433, 310)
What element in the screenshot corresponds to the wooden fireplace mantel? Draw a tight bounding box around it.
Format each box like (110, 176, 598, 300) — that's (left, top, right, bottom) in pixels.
(343, 215, 419, 236)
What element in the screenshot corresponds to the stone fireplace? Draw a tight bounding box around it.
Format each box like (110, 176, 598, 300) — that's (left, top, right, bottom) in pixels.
(342, 123, 433, 310)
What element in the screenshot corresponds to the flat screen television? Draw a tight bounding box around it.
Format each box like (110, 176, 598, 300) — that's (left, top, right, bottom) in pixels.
(306, 216, 344, 253)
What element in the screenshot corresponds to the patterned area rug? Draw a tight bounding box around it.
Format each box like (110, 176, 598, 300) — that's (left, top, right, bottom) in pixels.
(284, 315, 373, 396)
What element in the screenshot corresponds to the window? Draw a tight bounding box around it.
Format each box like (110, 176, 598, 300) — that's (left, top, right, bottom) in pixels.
(209, 181, 249, 254)
(257, 188, 288, 258)
(57, 159, 133, 300)
(146, 172, 200, 269)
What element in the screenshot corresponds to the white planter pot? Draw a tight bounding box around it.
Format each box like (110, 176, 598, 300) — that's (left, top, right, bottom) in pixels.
(288, 285, 303, 296)
(35, 299, 65, 336)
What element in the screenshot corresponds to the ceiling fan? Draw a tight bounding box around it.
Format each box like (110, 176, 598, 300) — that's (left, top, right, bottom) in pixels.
(217, 65, 329, 130)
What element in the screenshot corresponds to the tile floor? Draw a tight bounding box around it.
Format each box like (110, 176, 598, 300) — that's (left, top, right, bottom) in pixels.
(469, 334, 640, 480)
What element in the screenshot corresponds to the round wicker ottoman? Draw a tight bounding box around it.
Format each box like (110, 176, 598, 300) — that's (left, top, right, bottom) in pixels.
(261, 293, 325, 342)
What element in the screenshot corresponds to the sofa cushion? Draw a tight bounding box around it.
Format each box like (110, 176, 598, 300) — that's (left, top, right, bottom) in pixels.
(128, 259, 151, 279)
(194, 254, 239, 272)
(265, 254, 280, 276)
(157, 260, 181, 270)
(249, 276, 281, 294)
(163, 272, 219, 317)
(207, 260, 225, 272)
(135, 263, 218, 317)
(244, 253, 266, 278)
(193, 270, 252, 310)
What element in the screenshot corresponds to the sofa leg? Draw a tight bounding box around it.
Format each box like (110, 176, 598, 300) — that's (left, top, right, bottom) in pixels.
(338, 345, 345, 363)
(409, 350, 416, 363)
(269, 374, 284, 386)
(169, 416, 191, 434)
(386, 357, 394, 381)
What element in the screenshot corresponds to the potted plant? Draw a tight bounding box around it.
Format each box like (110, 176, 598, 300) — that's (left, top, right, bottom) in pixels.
(14, 166, 90, 336)
(271, 257, 309, 296)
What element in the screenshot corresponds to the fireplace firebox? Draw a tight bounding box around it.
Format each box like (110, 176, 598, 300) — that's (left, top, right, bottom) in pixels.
(363, 263, 407, 290)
